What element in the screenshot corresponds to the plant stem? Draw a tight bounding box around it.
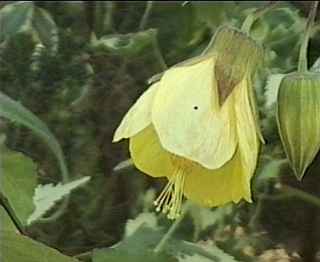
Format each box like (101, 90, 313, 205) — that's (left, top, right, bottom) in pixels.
(139, 1, 153, 30)
(281, 184, 320, 208)
(241, 1, 279, 34)
(152, 35, 168, 70)
(0, 195, 25, 234)
(298, 1, 319, 73)
(153, 201, 191, 253)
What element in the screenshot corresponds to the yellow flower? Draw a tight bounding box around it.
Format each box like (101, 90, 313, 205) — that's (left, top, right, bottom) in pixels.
(113, 55, 261, 219)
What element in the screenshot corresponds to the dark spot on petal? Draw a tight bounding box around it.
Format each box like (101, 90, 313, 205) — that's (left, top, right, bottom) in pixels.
(193, 106, 198, 110)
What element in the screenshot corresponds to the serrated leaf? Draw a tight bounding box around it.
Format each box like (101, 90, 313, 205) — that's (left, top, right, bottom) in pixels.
(27, 176, 90, 225)
(0, 147, 37, 226)
(125, 212, 158, 237)
(0, 91, 69, 186)
(0, 230, 78, 262)
(264, 74, 285, 108)
(0, 206, 17, 232)
(0, 2, 34, 43)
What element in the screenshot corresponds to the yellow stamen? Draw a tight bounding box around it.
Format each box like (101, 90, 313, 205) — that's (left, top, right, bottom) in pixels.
(154, 159, 188, 219)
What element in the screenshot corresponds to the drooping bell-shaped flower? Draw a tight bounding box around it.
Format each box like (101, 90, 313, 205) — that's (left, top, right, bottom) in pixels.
(113, 26, 263, 219)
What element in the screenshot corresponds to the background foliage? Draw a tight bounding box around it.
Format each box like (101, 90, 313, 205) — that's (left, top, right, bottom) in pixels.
(1, 1, 320, 261)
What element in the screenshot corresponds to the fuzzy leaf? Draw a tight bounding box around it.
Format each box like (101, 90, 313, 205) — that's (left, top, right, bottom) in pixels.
(27, 176, 90, 225)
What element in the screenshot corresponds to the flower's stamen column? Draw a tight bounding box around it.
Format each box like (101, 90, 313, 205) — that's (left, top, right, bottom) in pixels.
(154, 179, 174, 212)
(168, 168, 186, 219)
(154, 159, 187, 219)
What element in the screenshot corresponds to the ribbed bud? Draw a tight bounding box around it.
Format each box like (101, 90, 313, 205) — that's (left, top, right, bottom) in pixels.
(277, 72, 320, 180)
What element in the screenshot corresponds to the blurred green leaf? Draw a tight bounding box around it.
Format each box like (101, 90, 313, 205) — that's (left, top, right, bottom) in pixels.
(0, 91, 69, 183)
(0, 206, 17, 232)
(0, 230, 78, 262)
(0, 2, 33, 43)
(0, 2, 58, 51)
(93, 222, 240, 262)
(90, 29, 156, 57)
(32, 6, 58, 52)
(27, 176, 91, 225)
(0, 147, 37, 226)
(189, 204, 233, 239)
(92, 226, 176, 262)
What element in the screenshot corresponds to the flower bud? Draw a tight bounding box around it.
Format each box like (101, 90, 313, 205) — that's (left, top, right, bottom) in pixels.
(277, 72, 320, 180)
(209, 26, 263, 105)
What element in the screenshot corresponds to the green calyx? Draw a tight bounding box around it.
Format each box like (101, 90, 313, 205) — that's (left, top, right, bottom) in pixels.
(207, 26, 263, 106)
(277, 72, 320, 180)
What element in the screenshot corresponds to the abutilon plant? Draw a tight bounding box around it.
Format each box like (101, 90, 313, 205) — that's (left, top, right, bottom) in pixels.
(113, 12, 268, 219)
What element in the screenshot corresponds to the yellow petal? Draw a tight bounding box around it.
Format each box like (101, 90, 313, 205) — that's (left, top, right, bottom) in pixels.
(129, 125, 173, 177)
(152, 57, 237, 169)
(113, 82, 159, 142)
(234, 77, 260, 177)
(247, 76, 265, 143)
(184, 150, 251, 207)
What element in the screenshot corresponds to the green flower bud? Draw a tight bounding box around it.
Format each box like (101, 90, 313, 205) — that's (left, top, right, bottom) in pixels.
(277, 72, 320, 180)
(209, 26, 263, 105)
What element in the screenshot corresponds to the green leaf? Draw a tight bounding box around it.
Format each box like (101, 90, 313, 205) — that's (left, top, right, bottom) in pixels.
(27, 176, 91, 225)
(0, 206, 17, 232)
(0, 230, 79, 262)
(189, 204, 233, 234)
(0, 91, 69, 183)
(0, 2, 34, 43)
(90, 29, 157, 57)
(0, 147, 37, 226)
(92, 226, 176, 262)
(93, 223, 240, 262)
